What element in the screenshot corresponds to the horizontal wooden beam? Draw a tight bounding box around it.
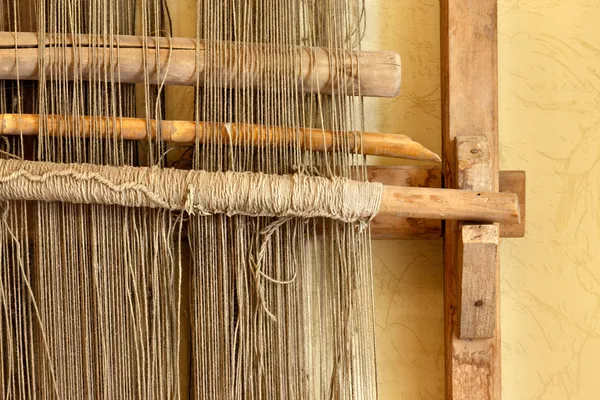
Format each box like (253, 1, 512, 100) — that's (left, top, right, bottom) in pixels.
(367, 166, 526, 239)
(0, 158, 519, 224)
(379, 186, 519, 225)
(0, 32, 401, 97)
(0, 113, 440, 162)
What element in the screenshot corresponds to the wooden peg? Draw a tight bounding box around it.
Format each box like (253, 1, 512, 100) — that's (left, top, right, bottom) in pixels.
(455, 136, 498, 340)
(499, 170, 526, 237)
(366, 166, 526, 240)
(457, 224, 498, 339)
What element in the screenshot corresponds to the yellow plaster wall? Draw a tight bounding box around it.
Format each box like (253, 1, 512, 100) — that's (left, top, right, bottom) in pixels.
(364, 0, 600, 398)
(498, 1, 600, 398)
(164, 0, 599, 397)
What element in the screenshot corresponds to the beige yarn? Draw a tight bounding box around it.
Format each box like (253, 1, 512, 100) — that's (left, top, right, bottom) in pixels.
(0, 159, 383, 223)
(0, 0, 380, 398)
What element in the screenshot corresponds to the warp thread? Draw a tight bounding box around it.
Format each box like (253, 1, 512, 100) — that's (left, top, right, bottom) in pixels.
(0, 159, 383, 223)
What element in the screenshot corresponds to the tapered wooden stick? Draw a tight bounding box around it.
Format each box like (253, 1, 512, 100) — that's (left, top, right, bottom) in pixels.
(0, 114, 441, 162)
(0, 32, 402, 97)
(0, 159, 519, 224)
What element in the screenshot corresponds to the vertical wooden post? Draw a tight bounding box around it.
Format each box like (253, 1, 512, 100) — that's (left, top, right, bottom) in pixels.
(455, 136, 498, 341)
(457, 223, 498, 339)
(441, 0, 501, 399)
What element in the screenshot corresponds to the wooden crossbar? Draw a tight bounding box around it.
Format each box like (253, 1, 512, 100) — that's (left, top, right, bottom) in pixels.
(0, 32, 402, 97)
(0, 113, 440, 162)
(0, 158, 520, 225)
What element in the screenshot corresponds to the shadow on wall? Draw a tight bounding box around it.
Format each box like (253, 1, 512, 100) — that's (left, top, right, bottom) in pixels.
(361, 0, 445, 398)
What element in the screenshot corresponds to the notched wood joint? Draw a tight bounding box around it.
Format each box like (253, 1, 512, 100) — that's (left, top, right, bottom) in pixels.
(455, 136, 498, 340)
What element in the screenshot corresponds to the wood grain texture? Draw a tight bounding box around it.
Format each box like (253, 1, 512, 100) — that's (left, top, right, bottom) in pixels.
(379, 186, 519, 225)
(498, 171, 526, 238)
(455, 136, 498, 340)
(367, 166, 525, 240)
(0, 113, 441, 162)
(456, 137, 493, 192)
(457, 224, 498, 339)
(368, 166, 442, 240)
(0, 32, 401, 98)
(441, 0, 501, 398)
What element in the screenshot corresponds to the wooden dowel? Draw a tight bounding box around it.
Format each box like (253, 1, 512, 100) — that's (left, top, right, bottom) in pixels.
(0, 32, 402, 98)
(378, 186, 520, 224)
(366, 166, 526, 239)
(0, 114, 440, 162)
(0, 159, 518, 224)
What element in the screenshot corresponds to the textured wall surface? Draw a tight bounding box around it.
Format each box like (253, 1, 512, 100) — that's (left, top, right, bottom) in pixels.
(499, 1, 600, 398)
(363, 1, 445, 398)
(364, 0, 600, 398)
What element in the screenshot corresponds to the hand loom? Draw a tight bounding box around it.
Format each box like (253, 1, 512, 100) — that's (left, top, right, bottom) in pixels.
(0, 0, 524, 398)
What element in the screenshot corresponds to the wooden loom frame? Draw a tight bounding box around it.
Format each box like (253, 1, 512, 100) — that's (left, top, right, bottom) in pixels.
(1, 0, 522, 398)
(367, 1, 524, 398)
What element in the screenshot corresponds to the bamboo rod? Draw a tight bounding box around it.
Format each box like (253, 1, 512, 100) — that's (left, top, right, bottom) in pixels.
(0, 159, 519, 224)
(0, 32, 402, 97)
(0, 114, 441, 162)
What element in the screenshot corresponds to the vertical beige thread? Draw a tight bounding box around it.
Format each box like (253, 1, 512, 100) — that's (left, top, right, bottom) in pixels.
(0, 0, 379, 398)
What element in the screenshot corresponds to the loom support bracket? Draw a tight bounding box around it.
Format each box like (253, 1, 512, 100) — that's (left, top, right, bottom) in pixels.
(438, 0, 529, 397)
(367, 166, 525, 240)
(454, 136, 498, 340)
